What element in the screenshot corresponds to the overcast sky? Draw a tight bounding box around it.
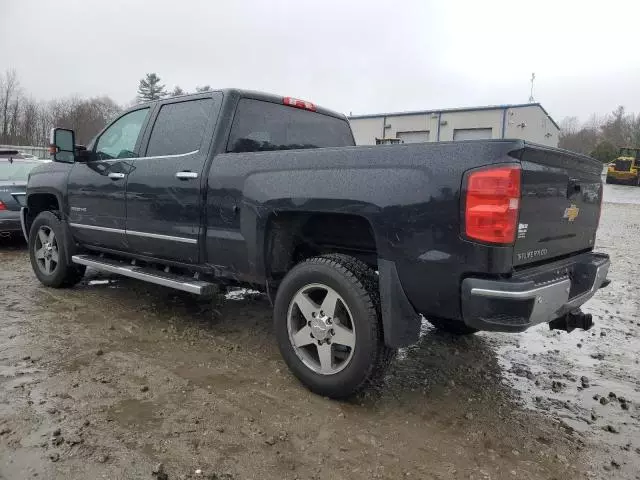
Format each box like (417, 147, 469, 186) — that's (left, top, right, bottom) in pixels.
(1, 0, 639, 123)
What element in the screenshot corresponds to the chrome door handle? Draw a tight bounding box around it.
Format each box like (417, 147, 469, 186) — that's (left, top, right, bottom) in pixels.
(108, 172, 126, 180)
(175, 171, 198, 180)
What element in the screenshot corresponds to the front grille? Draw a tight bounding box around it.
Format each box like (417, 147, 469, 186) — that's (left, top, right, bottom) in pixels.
(615, 159, 632, 171)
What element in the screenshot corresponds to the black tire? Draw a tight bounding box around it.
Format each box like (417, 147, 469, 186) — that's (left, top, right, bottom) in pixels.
(274, 254, 394, 398)
(28, 211, 85, 288)
(605, 176, 611, 184)
(428, 316, 478, 335)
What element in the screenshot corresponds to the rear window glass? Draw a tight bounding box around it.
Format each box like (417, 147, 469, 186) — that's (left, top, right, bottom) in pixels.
(0, 161, 40, 181)
(227, 99, 354, 153)
(146, 98, 213, 157)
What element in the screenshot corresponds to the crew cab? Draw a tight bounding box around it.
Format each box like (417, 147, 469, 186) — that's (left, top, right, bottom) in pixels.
(22, 89, 610, 397)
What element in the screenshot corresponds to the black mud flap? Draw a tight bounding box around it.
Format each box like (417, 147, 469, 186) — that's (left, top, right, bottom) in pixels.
(378, 259, 421, 348)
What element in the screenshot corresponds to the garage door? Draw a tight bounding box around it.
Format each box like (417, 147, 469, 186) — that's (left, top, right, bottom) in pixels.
(453, 128, 493, 141)
(397, 131, 430, 143)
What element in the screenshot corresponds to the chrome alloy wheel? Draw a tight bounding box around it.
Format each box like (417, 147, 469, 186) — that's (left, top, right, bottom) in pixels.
(287, 283, 356, 375)
(34, 225, 59, 275)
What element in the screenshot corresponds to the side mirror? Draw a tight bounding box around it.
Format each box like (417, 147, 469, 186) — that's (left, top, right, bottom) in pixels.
(49, 128, 75, 163)
(75, 148, 92, 162)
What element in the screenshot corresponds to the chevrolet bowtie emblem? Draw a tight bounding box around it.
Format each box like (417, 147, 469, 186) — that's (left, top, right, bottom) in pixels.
(563, 204, 580, 222)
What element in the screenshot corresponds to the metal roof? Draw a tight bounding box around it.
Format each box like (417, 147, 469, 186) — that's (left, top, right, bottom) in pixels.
(348, 102, 560, 130)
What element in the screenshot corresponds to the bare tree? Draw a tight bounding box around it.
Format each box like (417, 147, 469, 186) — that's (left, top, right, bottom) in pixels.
(20, 98, 39, 145)
(559, 107, 640, 162)
(9, 97, 20, 140)
(601, 106, 634, 147)
(0, 69, 20, 143)
(559, 116, 579, 135)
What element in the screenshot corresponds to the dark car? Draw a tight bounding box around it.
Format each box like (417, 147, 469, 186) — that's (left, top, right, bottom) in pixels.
(22, 90, 609, 398)
(0, 151, 44, 237)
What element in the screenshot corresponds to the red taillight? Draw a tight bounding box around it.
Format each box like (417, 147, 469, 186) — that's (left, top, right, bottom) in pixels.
(283, 96, 317, 112)
(0, 201, 6, 211)
(464, 165, 521, 244)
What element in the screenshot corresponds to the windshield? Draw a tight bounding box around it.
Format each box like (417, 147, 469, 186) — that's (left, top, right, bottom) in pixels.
(0, 161, 40, 182)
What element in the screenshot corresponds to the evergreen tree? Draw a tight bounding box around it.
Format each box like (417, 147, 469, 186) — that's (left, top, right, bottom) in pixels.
(170, 86, 186, 97)
(137, 73, 167, 102)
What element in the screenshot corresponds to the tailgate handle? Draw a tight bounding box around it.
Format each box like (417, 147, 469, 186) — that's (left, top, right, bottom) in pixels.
(567, 178, 581, 198)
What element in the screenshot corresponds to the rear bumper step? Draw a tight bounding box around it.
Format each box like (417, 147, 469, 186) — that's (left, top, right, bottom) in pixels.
(460, 252, 610, 332)
(72, 254, 216, 296)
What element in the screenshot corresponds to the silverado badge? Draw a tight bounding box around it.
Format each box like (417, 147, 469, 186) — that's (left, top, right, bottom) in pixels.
(563, 204, 580, 222)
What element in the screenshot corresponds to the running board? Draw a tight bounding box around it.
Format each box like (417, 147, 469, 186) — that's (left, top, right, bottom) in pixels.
(72, 254, 216, 296)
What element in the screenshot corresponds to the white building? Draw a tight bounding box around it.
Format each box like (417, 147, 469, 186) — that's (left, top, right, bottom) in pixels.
(348, 103, 560, 147)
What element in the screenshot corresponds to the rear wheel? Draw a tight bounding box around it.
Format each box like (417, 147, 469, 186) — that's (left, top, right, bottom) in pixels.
(29, 211, 85, 288)
(428, 316, 478, 335)
(274, 254, 394, 398)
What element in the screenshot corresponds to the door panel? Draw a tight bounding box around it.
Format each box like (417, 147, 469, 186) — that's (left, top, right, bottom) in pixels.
(68, 107, 150, 249)
(67, 159, 134, 249)
(125, 94, 222, 263)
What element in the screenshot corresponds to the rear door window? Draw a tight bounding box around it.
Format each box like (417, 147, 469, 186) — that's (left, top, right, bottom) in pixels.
(227, 99, 354, 153)
(146, 98, 214, 157)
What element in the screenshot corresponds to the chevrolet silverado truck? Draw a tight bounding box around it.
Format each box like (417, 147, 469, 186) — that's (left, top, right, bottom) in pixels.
(22, 89, 610, 398)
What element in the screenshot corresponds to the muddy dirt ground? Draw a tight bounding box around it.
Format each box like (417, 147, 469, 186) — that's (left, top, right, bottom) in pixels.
(1, 184, 638, 480)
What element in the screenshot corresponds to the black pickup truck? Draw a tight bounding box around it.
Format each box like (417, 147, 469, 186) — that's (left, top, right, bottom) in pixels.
(21, 89, 610, 398)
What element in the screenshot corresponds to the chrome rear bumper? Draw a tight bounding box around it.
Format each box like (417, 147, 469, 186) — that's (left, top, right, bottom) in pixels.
(461, 252, 610, 332)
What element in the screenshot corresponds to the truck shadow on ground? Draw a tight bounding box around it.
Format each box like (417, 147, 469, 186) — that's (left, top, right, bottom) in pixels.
(78, 271, 514, 418)
(0, 233, 27, 251)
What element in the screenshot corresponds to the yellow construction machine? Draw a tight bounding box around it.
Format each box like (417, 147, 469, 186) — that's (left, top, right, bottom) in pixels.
(606, 147, 640, 185)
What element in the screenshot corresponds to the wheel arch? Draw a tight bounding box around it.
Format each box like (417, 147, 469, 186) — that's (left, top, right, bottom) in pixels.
(25, 192, 62, 235)
(263, 211, 379, 280)
(262, 213, 422, 349)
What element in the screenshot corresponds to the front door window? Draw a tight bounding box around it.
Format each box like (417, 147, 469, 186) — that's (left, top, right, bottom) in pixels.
(95, 108, 149, 160)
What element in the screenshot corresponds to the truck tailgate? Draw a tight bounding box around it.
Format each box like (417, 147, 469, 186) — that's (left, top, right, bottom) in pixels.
(510, 146, 603, 267)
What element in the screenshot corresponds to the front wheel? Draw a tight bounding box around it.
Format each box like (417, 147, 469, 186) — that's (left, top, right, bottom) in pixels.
(274, 254, 394, 398)
(28, 211, 85, 288)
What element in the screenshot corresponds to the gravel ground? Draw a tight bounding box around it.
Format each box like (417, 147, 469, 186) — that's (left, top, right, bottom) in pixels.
(0, 184, 638, 480)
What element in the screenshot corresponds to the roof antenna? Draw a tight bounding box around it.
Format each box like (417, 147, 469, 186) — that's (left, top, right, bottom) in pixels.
(528, 73, 536, 103)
